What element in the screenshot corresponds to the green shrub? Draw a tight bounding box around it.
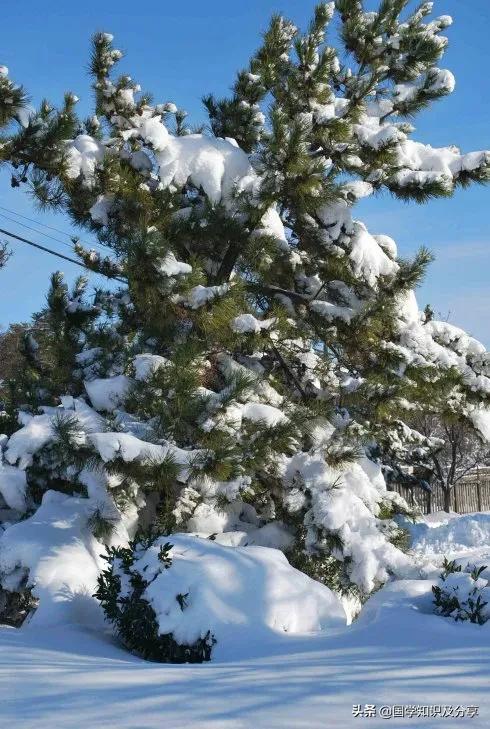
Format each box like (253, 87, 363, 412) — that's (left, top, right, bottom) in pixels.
(94, 537, 215, 662)
(432, 558, 489, 625)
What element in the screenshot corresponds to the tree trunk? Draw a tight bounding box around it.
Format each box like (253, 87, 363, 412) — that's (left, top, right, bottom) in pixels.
(443, 487, 452, 512)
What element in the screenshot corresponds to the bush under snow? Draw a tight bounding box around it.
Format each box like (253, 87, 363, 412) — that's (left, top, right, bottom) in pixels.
(0, 491, 346, 659)
(96, 533, 346, 662)
(432, 559, 490, 625)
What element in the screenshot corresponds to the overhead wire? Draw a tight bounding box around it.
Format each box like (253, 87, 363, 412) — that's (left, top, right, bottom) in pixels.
(0, 227, 126, 284)
(0, 204, 113, 253)
(0, 210, 82, 252)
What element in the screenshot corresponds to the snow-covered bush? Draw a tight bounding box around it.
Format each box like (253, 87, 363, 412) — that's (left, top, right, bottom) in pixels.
(95, 534, 346, 662)
(0, 490, 114, 628)
(432, 559, 490, 625)
(95, 536, 215, 663)
(0, 582, 37, 627)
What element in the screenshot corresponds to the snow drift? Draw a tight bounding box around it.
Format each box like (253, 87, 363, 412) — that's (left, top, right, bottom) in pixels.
(127, 534, 346, 658)
(0, 495, 345, 658)
(406, 512, 490, 557)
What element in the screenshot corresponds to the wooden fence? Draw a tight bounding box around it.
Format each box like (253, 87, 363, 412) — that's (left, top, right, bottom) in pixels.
(389, 475, 490, 515)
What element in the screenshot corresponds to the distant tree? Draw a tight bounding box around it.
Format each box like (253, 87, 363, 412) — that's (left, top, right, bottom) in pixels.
(0, 322, 30, 384)
(0, 273, 99, 421)
(416, 415, 490, 511)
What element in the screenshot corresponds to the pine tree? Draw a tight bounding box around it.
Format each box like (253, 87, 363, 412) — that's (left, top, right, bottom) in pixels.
(0, 2, 489, 600)
(1, 273, 99, 422)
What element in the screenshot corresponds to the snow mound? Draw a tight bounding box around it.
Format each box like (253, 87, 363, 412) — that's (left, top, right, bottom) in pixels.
(5, 413, 54, 468)
(84, 375, 132, 411)
(0, 491, 110, 628)
(0, 499, 345, 658)
(155, 133, 254, 205)
(65, 134, 105, 183)
(0, 464, 27, 513)
(408, 512, 490, 557)
(133, 353, 170, 380)
(132, 534, 346, 659)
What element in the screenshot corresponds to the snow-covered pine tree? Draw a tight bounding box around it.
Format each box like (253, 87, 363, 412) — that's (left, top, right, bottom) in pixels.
(1, 2, 490, 603)
(2, 273, 100, 423)
(0, 63, 27, 129)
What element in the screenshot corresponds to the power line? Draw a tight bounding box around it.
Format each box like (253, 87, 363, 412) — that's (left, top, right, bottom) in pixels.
(0, 204, 113, 251)
(0, 204, 113, 253)
(0, 211, 79, 252)
(0, 227, 126, 284)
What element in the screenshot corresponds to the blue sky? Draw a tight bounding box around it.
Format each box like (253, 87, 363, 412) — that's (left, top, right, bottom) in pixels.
(0, 0, 489, 343)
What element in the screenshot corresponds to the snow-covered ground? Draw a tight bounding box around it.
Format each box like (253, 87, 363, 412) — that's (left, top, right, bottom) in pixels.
(407, 510, 490, 568)
(2, 511, 490, 728)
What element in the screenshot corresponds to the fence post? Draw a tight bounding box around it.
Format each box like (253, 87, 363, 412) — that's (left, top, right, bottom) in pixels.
(477, 481, 482, 512)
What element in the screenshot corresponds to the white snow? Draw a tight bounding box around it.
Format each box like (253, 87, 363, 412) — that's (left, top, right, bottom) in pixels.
(349, 96, 490, 195)
(231, 314, 275, 334)
(389, 288, 490, 397)
(395, 140, 489, 183)
(158, 134, 254, 204)
(0, 464, 27, 512)
(309, 299, 356, 323)
(181, 283, 230, 309)
(133, 534, 346, 654)
(157, 251, 192, 277)
(0, 491, 106, 627)
(435, 569, 490, 621)
(349, 224, 399, 287)
(64, 134, 106, 183)
(89, 433, 196, 479)
(406, 511, 490, 560)
(394, 68, 455, 105)
(4, 399, 105, 469)
(2, 509, 490, 726)
(253, 207, 289, 250)
(373, 233, 397, 259)
(89, 194, 115, 225)
(469, 409, 490, 443)
(5, 413, 54, 469)
(240, 402, 288, 427)
(1, 568, 490, 727)
(84, 374, 132, 411)
(129, 116, 255, 204)
(282, 455, 410, 593)
(133, 353, 170, 381)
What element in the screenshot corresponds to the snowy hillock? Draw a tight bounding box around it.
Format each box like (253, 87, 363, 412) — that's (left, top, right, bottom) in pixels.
(0, 491, 110, 628)
(0, 494, 345, 659)
(405, 511, 490, 560)
(97, 533, 346, 662)
(2, 514, 490, 727)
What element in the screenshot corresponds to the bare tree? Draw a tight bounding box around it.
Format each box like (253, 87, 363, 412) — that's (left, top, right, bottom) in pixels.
(416, 415, 490, 512)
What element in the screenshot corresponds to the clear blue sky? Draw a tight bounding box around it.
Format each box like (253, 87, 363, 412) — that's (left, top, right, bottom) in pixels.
(0, 1, 489, 343)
